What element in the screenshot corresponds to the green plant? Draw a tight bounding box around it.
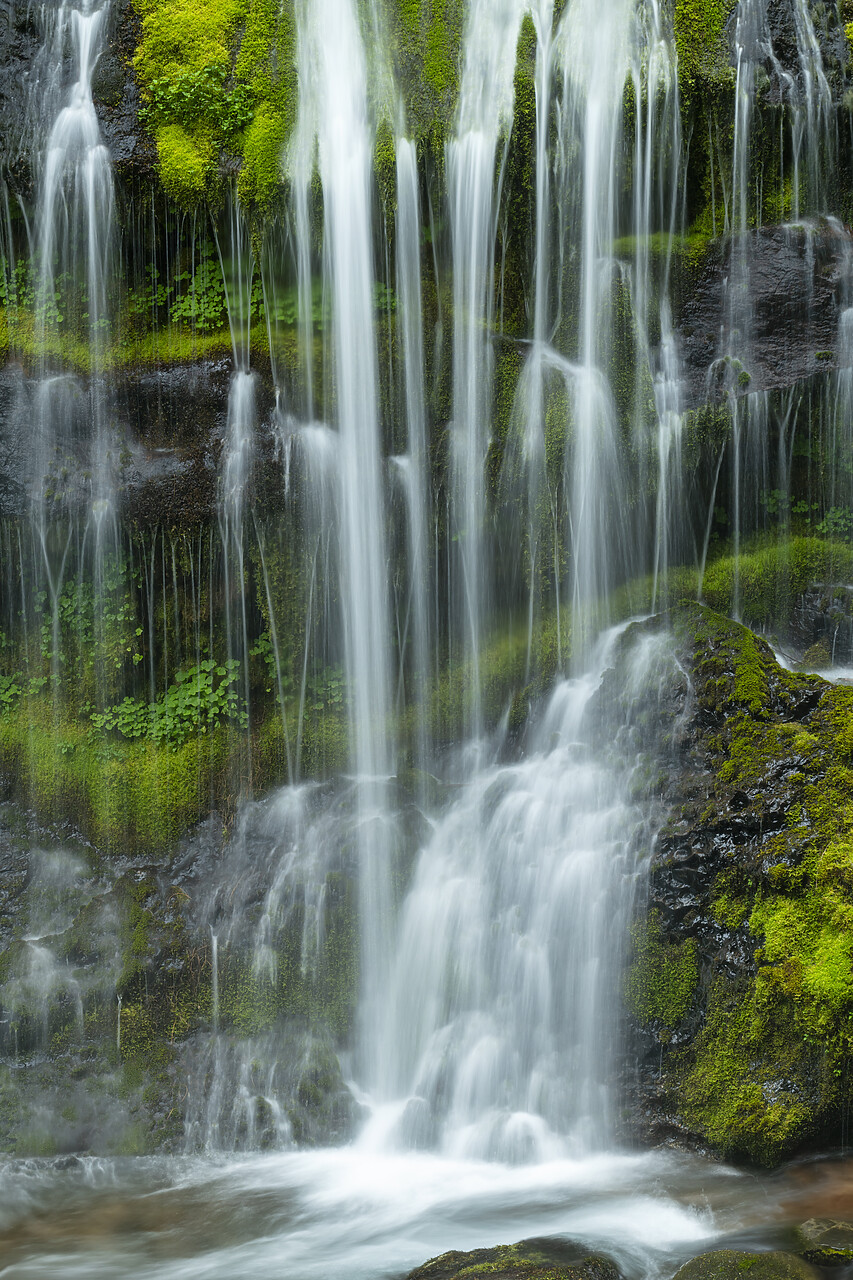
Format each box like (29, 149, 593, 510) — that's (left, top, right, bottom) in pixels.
(140, 63, 254, 139)
(169, 243, 227, 331)
(89, 659, 247, 747)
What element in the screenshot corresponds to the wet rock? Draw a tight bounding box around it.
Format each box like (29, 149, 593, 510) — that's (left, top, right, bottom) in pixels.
(793, 1218, 853, 1266)
(115, 359, 234, 449)
(764, 0, 849, 98)
(608, 603, 853, 1165)
(405, 1241, 623, 1280)
(0, 0, 40, 191)
(673, 1252, 819, 1280)
(119, 439, 219, 526)
(677, 224, 851, 410)
(92, 0, 156, 180)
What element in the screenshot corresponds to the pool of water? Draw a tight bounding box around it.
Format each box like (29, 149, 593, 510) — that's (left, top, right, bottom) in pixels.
(1, 1147, 850, 1280)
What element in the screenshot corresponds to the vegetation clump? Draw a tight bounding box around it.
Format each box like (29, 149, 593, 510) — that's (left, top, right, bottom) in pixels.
(132, 0, 297, 210)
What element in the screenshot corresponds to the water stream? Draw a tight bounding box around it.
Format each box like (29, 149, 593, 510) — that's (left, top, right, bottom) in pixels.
(2, 0, 853, 1273)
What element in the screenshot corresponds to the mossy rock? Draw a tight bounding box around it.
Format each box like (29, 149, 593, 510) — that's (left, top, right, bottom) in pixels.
(620, 602, 853, 1166)
(793, 1219, 853, 1266)
(405, 1240, 622, 1280)
(672, 1252, 819, 1280)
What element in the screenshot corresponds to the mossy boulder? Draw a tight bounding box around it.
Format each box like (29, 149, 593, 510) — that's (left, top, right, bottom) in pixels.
(614, 603, 853, 1166)
(792, 1218, 853, 1266)
(405, 1240, 622, 1280)
(672, 1252, 819, 1280)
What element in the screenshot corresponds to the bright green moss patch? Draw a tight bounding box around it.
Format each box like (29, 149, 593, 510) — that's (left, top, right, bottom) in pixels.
(238, 105, 288, 208)
(626, 913, 698, 1034)
(134, 0, 244, 83)
(674, 0, 738, 98)
(133, 0, 297, 210)
(156, 124, 215, 207)
(651, 538, 853, 636)
(682, 979, 815, 1166)
(0, 704, 229, 854)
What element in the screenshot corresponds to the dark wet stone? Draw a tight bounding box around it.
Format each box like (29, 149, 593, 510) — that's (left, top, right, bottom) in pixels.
(677, 224, 851, 410)
(793, 1219, 853, 1266)
(92, 0, 156, 179)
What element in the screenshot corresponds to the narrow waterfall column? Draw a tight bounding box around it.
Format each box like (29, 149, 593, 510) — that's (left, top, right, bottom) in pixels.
(448, 0, 529, 736)
(28, 0, 116, 712)
(395, 138, 431, 780)
(290, 0, 395, 1090)
(557, 0, 633, 661)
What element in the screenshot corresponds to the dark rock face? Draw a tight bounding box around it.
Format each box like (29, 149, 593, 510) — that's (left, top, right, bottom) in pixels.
(764, 0, 850, 99)
(0, 357, 285, 526)
(678, 224, 852, 410)
(92, 0, 156, 180)
(115, 360, 232, 525)
(0, 0, 40, 193)
(115, 359, 281, 525)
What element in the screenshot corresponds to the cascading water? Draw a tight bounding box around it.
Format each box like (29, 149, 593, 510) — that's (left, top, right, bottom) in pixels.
(4, 0, 853, 1271)
(369, 624, 678, 1161)
(289, 0, 398, 1087)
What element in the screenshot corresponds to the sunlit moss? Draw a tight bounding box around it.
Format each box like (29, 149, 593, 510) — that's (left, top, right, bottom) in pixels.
(155, 123, 215, 207)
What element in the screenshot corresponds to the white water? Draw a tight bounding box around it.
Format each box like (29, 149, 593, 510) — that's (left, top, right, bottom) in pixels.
(395, 137, 431, 775)
(4, 1144, 853, 1280)
(31, 0, 114, 512)
(370, 624, 667, 1155)
(448, 0, 529, 726)
(290, 0, 395, 1088)
(4, 0, 853, 1274)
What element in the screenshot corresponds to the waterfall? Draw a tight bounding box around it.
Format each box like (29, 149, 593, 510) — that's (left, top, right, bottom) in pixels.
(4, 0, 853, 1187)
(290, 0, 396, 1088)
(22, 0, 117, 716)
(448, 0, 529, 732)
(368, 623, 677, 1160)
(394, 138, 431, 778)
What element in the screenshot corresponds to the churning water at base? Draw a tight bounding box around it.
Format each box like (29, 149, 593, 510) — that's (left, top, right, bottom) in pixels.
(1, 1147, 852, 1280)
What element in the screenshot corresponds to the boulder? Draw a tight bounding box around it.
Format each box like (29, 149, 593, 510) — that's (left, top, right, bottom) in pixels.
(672, 1251, 819, 1280)
(405, 1240, 622, 1280)
(793, 1218, 853, 1266)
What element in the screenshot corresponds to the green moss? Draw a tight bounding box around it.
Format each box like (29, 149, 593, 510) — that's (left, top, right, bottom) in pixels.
(156, 123, 216, 207)
(0, 703, 228, 854)
(424, 2, 455, 97)
(374, 119, 398, 218)
(134, 0, 297, 211)
(672, 1251, 821, 1280)
(134, 0, 244, 81)
(238, 105, 287, 208)
(669, 604, 853, 1165)
(407, 1241, 620, 1280)
(682, 979, 814, 1166)
(387, 0, 464, 145)
(690, 538, 853, 633)
(626, 913, 698, 1034)
(674, 0, 738, 99)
